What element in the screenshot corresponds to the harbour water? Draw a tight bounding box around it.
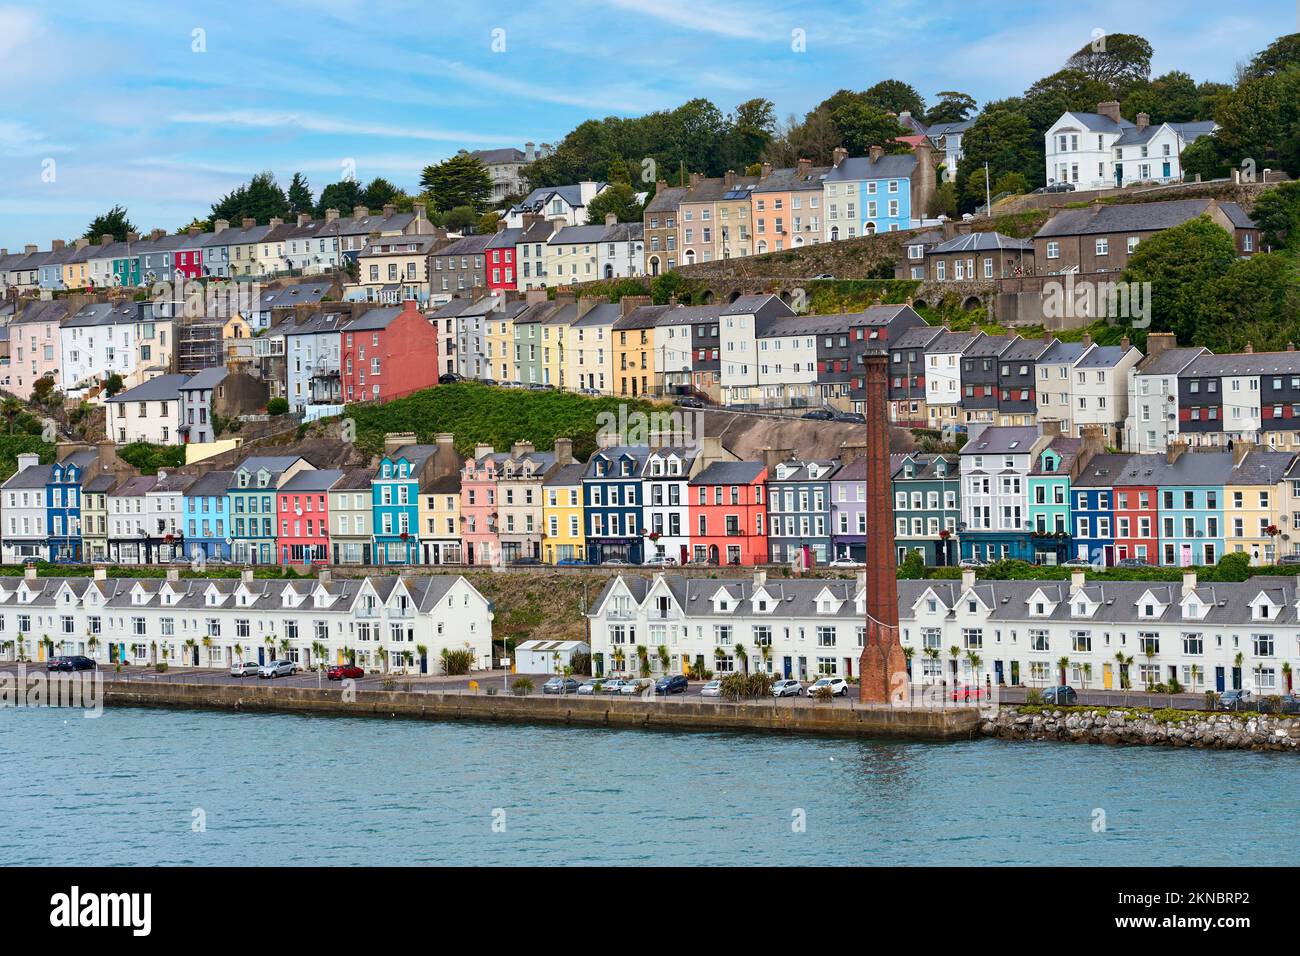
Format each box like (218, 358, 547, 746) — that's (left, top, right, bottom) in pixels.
(3, 706, 1296, 866)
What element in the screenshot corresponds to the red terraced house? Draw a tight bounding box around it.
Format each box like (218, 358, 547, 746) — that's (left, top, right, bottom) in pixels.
(340, 300, 439, 404)
(486, 227, 523, 293)
(277, 469, 344, 564)
(687, 460, 768, 566)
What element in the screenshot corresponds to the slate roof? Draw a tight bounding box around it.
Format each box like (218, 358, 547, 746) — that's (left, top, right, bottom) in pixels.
(1184, 351, 1300, 377)
(822, 153, 917, 183)
(1135, 346, 1207, 376)
(930, 232, 1033, 254)
(688, 461, 765, 485)
(280, 469, 345, 493)
(592, 574, 863, 620)
(644, 185, 689, 213)
(1035, 199, 1256, 238)
(960, 426, 1039, 457)
(186, 470, 234, 498)
(105, 374, 191, 403)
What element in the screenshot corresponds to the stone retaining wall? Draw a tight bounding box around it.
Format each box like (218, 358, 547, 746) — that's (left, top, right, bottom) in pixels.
(99, 680, 981, 741)
(983, 706, 1300, 751)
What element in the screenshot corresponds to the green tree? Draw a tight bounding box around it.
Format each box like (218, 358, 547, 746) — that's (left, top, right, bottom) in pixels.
(927, 91, 977, 125)
(360, 177, 403, 209)
(584, 182, 644, 224)
(956, 108, 1042, 210)
(1120, 216, 1239, 343)
(1211, 66, 1300, 177)
(1251, 181, 1300, 249)
(84, 205, 136, 242)
(1178, 135, 1230, 182)
(1195, 254, 1300, 352)
(720, 97, 777, 172)
(103, 373, 125, 397)
(286, 172, 313, 215)
(420, 154, 492, 213)
(210, 171, 290, 225)
(315, 178, 362, 217)
(1242, 33, 1300, 80)
(444, 205, 479, 232)
(1021, 69, 1114, 134)
(1120, 71, 1203, 124)
(1064, 32, 1153, 95)
(863, 79, 927, 120)
(992, 170, 1030, 196)
(827, 100, 911, 155)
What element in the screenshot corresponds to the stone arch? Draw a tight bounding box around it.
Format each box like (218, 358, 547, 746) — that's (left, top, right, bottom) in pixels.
(961, 295, 984, 311)
(699, 289, 715, 305)
(648, 256, 660, 276)
(728, 289, 744, 303)
(778, 290, 793, 305)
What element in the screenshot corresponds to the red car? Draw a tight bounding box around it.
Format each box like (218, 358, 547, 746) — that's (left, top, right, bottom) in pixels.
(326, 663, 364, 681)
(950, 685, 988, 702)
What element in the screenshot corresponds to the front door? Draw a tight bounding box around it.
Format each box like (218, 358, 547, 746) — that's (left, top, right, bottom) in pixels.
(1010, 660, 1020, 685)
(994, 660, 1004, 685)
(1232, 667, 1242, 691)
(782, 656, 792, 679)
(797, 656, 807, 680)
(1103, 662, 1113, 689)
(258, 646, 265, 665)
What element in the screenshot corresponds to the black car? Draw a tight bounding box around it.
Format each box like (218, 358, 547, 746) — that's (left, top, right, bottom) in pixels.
(1043, 181, 1076, 193)
(801, 409, 835, 421)
(673, 396, 706, 409)
(1041, 685, 1078, 705)
(46, 655, 96, 672)
(833, 411, 866, 424)
(510, 556, 542, 566)
(527, 382, 555, 391)
(654, 674, 689, 695)
(480, 378, 498, 387)
(1218, 689, 1255, 711)
(438, 372, 463, 384)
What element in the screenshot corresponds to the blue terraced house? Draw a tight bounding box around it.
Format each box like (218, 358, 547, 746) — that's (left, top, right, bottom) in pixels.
(583, 446, 650, 565)
(46, 450, 97, 563)
(1156, 449, 1234, 567)
(372, 444, 439, 565)
(183, 470, 233, 563)
(821, 151, 918, 240)
(229, 456, 309, 565)
(1027, 437, 1084, 566)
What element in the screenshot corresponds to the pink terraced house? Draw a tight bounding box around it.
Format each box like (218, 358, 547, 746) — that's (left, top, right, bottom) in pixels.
(459, 444, 507, 566)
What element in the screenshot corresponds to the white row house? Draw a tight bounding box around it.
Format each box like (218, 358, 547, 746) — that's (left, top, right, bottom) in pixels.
(903, 569, 1300, 695)
(0, 567, 493, 674)
(589, 571, 869, 682)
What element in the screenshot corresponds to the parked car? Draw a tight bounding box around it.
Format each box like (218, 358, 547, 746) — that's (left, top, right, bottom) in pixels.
(46, 655, 95, 672)
(772, 678, 802, 698)
(326, 663, 364, 681)
(620, 678, 652, 696)
(829, 558, 864, 568)
(1041, 685, 1078, 705)
(527, 382, 555, 391)
(258, 660, 296, 679)
(543, 676, 582, 695)
(643, 555, 678, 567)
(959, 558, 986, 568)
(800, 408, 835, 421)
(1115, 558, 1152, 569)
(1218, 689, 1254, 711)
(833, 411, 866, 424)
(438, 372, 463, 384)
(510, 556, 542, 566)
(700, 679, 723, 698)
(810, 273, 835, 280)
(576, 679, 603, 695)
(1034, 181, 1076, 193)
(230, 660, 260, 677)
(950, 684, 989, 702)
(1062, 558, 1093, 568)
(602, 558, 629, 566)
(480, 378, 498, 387)
(556, 558, 590, 566)
(1279, 554, 1300, 566)
(654, 674, 689, 695)
(601, 678, 629, 694)
(673, 396, 706, 408)
(807, 676, 849, 697)
(579, 387, 603, 396)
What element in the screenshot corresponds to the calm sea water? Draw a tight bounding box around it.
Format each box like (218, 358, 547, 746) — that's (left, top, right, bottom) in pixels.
(2, 705, 1295, 866)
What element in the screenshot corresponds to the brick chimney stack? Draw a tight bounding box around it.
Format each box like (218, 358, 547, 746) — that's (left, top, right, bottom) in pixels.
(1097, 101, 1123, 125)
(869, 144, 885, 163)
(832, 147, 848, 168)
(858, 352, 906, 704)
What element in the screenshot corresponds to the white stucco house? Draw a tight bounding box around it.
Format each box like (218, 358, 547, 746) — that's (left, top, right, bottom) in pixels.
(1045, 101, 1217, 191)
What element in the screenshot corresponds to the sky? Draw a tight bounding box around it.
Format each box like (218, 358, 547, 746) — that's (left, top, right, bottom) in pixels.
(1, 0, 1294, 249)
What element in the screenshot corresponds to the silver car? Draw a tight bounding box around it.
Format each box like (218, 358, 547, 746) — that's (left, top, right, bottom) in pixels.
(700, 679, 723, 698)
(230, 660, 260, 677)
(258, 660, 296, 679)
(772, 678, 802, 698)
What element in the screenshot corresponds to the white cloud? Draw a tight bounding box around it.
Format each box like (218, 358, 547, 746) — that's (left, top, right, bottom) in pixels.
(166, 110, 512, 144)
(605, 0, 770, 39)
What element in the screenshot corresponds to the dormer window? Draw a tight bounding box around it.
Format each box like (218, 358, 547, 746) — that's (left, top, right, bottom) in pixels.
(967, 600, 977, 613)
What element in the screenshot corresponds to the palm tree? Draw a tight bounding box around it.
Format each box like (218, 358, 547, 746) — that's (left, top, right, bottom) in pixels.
(376, 646, 389, 673)
(233, 643, 244, 664)
(1, 397, 21, 434)
(183, 637, 197, 666)
(1114, 651, 1132, 690)
(1057, 656, 1070, 687)
(1144, 646, 1158, 690)
(1234, 651, 1245, 691)
(1081, 662, 1092, 689)
(201, 635, 213, 664)
(86, 635, 100, 661)
(923, 646, 940, 684)
(734, 642, 748, 675)
(948, 645, 960, 685)
(965, 650, 982, 686)
(657, 644, 670, 673)
(278, 638, 290, 659)
(313, 641, 328, 670)
(902, 645, 915, 680)
(416, 643, 428, 674)
(1285, 661, 1293, 694)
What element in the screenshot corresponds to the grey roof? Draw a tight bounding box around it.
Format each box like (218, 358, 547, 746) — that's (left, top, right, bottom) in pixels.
(181, 367, 229, 391)
(964, 332, 1018, 358)
(487, 227, 525, 250)
(593, 574, 863, 622)
(823, 153, 917, 183)
(468, 147, 526, 165)
(892, 325, 945, 350)
(1035, 199, 1255, 239)
(510, 184, 604, 215)
(1030, 437, 1084, 475)
(543, 462, 587, 487)
(260, 282, 337, 309)
(1230, 450, 1296, 486)
(1, 462, 52, 489)
(644, 185, 689, 213)
(550, 224, 608, 245)
(960, 426, 1040, 457)
(930, 232, 1033, 254)
(1075, 345, 1136, 369)
(437, 234, 493, 256)
(1115, 120, 1216, 147)
(105, 373, 192, 403)
(572, 303, 622, 328)
(1182, 350, 1300, 378)
(186, 470, 234, 498)
(1040, 341, 1090, 365)
(280, 468, 346, 493)
(688, 460, 765, 485)
(1058, 111, 1135, 134)
(1135, 345, 1207, 376)
(332, 466, 377, 491)
(767, 459, 842, 483)
(892, 453, 958, 481)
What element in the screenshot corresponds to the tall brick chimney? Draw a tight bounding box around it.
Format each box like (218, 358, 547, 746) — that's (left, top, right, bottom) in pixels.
(858, 351, 906, 704)
(1097, 101, 1123, 125)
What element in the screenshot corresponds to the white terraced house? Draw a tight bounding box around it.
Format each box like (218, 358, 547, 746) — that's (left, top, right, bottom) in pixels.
(589, 571, 870, 683)
(0, 567, 493, 673)
(591, 569, 1300, 697)
(902, 569, 1300, 696)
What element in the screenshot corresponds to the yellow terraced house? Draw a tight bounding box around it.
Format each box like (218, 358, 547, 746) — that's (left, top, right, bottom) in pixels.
(541, 299, 577, 388)
(1225, 448, 1292, 565)
(542, 462, 586, 564)
(419, 474, 463, 566)
(569, 299, 621, 394)
(611, 303, 666, 398)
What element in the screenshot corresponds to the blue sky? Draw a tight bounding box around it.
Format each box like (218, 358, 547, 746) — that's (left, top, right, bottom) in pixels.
(1, 0, 1293, 249)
